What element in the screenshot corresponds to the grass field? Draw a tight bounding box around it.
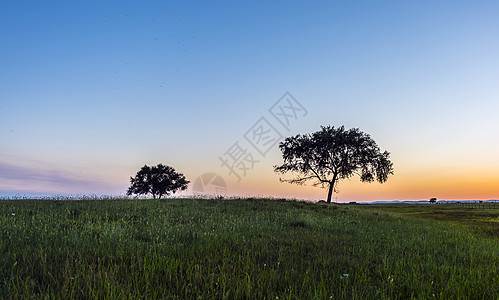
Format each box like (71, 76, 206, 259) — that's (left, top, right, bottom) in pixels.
(358, 203, 499, 238)
(1, 198, 499, 299)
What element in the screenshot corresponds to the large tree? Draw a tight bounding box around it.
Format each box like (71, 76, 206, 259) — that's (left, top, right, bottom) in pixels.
(127, 164, 190, 199)
(274, 126, 393, 203)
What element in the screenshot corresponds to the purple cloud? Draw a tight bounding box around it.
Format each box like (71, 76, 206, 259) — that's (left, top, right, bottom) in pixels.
(0, 161, 122, 195)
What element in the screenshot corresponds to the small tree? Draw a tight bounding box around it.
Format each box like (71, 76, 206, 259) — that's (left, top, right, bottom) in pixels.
(127, 164, 190, 199)
(274, 125, 394, 203)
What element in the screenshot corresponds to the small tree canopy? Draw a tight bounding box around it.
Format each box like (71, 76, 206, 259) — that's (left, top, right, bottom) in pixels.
(126, 164, 190, 199)
(274, 125, 394, 203)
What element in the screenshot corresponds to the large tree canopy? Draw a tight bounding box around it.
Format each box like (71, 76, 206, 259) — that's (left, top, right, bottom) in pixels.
(126, 164, 190, 199)
(274, 126, 394, 203)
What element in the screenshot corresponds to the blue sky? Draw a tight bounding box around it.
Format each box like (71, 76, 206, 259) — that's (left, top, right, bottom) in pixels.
(1, 1, 498, 201)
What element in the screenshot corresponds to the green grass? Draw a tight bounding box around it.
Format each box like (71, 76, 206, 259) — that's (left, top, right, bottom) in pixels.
(357, 203, 499, 237)
(1, 198, 499, 299)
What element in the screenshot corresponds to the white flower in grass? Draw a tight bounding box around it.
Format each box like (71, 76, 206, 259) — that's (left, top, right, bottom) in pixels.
(388, 275, 394, 283)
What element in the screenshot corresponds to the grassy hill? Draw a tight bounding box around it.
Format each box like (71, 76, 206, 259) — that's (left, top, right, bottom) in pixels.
(1, 198, 498, 298)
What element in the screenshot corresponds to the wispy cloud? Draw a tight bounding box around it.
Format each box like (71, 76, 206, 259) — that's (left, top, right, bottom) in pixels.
(0, 160, 123, 195)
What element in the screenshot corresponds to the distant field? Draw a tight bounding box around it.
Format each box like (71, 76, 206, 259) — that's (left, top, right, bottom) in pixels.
(357, 203, 499, 237)
(1, 198, 498, 298)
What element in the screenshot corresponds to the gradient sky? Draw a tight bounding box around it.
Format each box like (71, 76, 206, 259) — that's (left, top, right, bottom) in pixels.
(1, 1, 498, 201)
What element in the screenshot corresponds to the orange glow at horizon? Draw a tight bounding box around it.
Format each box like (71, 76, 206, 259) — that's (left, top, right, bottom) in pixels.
(224, 167, 499, 202)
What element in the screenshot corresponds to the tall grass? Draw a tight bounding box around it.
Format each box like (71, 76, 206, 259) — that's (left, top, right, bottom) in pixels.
(1, 198, 498, 298)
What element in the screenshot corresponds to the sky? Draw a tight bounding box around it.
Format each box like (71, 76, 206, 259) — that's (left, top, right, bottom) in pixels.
(1, 1, 498, 202)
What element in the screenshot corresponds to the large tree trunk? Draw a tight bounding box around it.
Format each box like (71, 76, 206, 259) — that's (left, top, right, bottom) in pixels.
(326, 182, 334, 204)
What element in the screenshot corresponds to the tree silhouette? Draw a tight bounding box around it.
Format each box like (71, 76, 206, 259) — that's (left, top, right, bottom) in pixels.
(127, 164, 190, 199)
(274, 126, 394, 203)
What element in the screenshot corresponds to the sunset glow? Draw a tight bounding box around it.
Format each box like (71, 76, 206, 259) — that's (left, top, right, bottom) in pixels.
(1, 1, 498, 202)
